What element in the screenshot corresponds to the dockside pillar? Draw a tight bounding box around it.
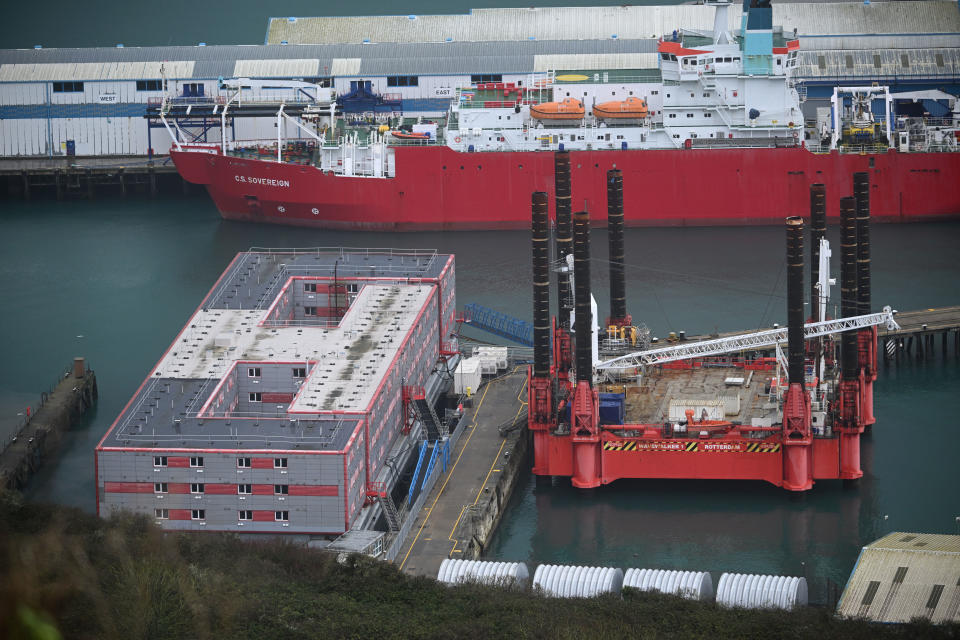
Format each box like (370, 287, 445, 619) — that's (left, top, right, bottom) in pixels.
(528, 191, 555, 475)
(782, 217, 813, 492)
(570, 210, 600, 489)
(853, 172, 877, 427)
(837, 197, 864, 480)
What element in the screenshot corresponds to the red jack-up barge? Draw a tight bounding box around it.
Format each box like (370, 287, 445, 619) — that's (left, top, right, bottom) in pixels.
(527, 151, 896, 491)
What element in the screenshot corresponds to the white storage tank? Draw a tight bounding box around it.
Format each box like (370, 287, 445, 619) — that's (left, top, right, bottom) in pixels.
(453, 357, 482, 394)
(437, 559, 529, 587)
(716, 573, 808, 610)
(622, 568, 714, 601)
(532, 564, 624, 598)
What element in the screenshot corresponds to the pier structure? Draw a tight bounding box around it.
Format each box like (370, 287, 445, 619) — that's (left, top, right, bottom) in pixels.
(0, 358, 97, 491)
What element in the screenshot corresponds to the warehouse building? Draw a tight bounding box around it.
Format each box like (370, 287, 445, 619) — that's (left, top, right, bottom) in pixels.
(837, 531, 960, 624)
(0, 0, 957, 157)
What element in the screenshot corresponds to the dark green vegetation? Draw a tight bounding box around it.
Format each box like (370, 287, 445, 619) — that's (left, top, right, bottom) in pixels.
(1, 493, 957, 640)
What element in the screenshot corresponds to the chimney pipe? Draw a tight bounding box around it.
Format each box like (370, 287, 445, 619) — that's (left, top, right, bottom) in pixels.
(809, 183, 826, 319)
(607, 169, 627, 324)
(554, 151, 573, 326)
(786, 217, 805, 386)
(853, 172, 871, 315)
(573, 210, 593, 386)
(531, 191, 551, 378)
(840, 197, 859, 382)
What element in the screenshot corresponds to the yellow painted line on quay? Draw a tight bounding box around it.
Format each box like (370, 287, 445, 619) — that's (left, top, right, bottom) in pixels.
(398, 378, 494, 571)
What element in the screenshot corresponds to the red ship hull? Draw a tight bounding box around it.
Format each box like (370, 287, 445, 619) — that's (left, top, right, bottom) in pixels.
(172, 146, 960, 230)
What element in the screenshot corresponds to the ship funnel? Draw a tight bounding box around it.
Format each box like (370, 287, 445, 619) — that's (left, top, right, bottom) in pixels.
(786, 217, 805, 385)
(809, 183, 826, 318)
(573, 210, 593, 386)
(853, 172, 871, 315)
(606, 169, 627, 324)
(531, 191, 551, 378)
(711, 1, 732, 44)
(839, 196, 859, 381)
(555, 151, 573, 326)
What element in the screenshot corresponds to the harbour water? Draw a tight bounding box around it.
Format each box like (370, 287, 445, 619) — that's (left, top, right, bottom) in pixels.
(2, 193, 958, 597)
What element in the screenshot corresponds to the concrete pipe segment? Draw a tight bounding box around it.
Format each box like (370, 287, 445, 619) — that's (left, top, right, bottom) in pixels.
(532, 564, 624, 598)
(622, 569, 714, 602)
(716, 573, 808, 610)
(437, 559, 530, 587)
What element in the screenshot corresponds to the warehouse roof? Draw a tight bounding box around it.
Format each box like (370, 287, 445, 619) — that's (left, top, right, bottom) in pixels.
(0, 39, 659, 81)
(837, 532, 960, 624)
(265, 1, 960, 45)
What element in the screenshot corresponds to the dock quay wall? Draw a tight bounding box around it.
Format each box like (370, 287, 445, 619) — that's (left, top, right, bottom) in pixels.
(1, 358, 97, 491)
(453, 425, 529, 560)
(1, 157, 190, 200)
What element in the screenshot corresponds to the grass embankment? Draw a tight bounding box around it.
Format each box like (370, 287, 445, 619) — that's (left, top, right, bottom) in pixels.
(1, 492, 956, 640)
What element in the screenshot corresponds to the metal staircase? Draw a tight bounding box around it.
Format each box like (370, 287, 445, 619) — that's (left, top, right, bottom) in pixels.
(368, 482, 401, 531)
(412, 396, 448, 440)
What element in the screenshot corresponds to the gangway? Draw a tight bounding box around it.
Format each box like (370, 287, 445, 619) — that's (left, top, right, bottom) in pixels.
(596, 308, 900, 370)
(462, 302, 534, 347)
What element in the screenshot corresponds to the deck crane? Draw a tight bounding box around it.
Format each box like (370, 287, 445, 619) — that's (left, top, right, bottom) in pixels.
(594, 308, 899, 371)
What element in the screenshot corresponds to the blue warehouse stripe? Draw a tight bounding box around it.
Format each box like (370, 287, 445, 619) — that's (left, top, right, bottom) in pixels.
(0, 103, 148, 119)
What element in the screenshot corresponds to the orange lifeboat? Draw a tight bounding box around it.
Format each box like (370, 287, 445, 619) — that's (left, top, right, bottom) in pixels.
(593, 96, 649, 120)
(530, 97, 585, 121)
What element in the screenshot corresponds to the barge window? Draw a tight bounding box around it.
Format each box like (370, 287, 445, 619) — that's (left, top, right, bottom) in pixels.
(239, 510, 253, 521)
(275, 511, 289, 522)
(249, 392, 262, 402)
(275, 458, 288, 469)
(191, 510, 205, 520)
(136, 80, 162, 91)
(190, 456, 203, 467)
(237, 457, 251, 468)
(274, 484, 289, 495)
(155, 509, 169, 519)
(248, 367, 261, 377)
(154, 483, 168, 493)
(304, 307, 316, 316)
(238, 484, 251, 494)
(190, 483, 204, 494)
(293, 367, 306, 378)
(153, 456, 167, 467)
(304, 282, 317, 293)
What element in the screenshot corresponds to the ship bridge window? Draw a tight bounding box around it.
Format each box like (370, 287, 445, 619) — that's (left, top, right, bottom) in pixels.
(705, 112, 712, 118)
(387, 75, 419, 87)
(651, 90, 659, 95)
(733, 57, 740, 63)
(670, 54, 677, 61)
(669, 113, 677, 118)
(777, 59, 782, 66)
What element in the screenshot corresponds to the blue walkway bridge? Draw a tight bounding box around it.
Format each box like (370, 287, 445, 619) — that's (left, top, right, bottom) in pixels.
(462, 302, 533, 347)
